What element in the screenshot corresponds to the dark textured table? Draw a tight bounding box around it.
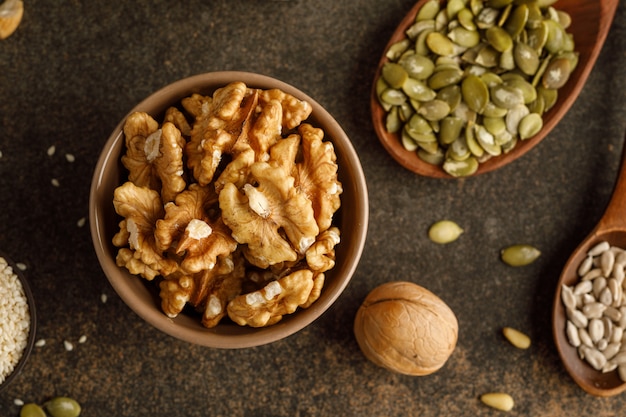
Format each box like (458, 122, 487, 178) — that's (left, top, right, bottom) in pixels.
(1, 1, 626, 416)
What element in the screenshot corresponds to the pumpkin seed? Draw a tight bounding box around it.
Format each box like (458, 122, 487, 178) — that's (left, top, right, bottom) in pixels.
(381, 62, 408, 89)
(461, 74, 489, 113)
(426, 32, 456, 56)
(500, 244, 541, 266)
(428, 220, 464, 244)
(542, 56, 572, 89)
(417, 99, 450, 121)
(399, 53, 435, 80)
(504, 4, 528, 38)
(518, 112, 543, 140)
(428, 68, 464, 90)
(486, 26, 513, 52)
(490, 84, 525, 109)
(380, 88, 407, 106)
(43, 397, 82, 417)
(20, 404, 46, 417)
(442, 156, 478, 177)
(386, 39, 411, 61)
(416, 0, 440, 21)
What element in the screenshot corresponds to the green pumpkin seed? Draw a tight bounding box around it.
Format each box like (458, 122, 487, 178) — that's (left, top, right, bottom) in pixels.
(475, 44, 499, 67)
(518, 112, 543, 139)
(407, 113, 433, 134)
(398, 101, 414, 121)
(527, 94, 545, 115)
(406, 19, 436, 40)
(544, 19, 567, 54)
(428, 220, 464, 244)
(557, 10, 572, 28)
(426, 32, 457, 57)
(501, 134, 518, 153)
(465, 123, 485, 157)
(458, 8, 477, 30)
(475, 124, 501, 156)
(399, 53, 435, 80)
(525, 2, 543, 29)
(486, 26, 513, 52)
(446, 0, 465, 19)
(504, 4, 528, 38)
(20, 404, 46, 417)
(542, 56, 572, 89)
(402, 77, 437, 101)
(401, 129, 419, 151)
(487, 0, 513, 8)
(448, 136, 471, 161)
(476, 7, 500, 29)
(439, 116, 465, 145)
(490, 84, 524, 109)
(416, 0, 440, 21)
(482, 101, 508, 118)
(527, 22, 549, 51)
(417, 139, 440, 154)
(418, 147, 445, 165)
(504, 78, 537, 103)
(417, 99, 451, 121)
(470, 0, 483, 15)
(385, 106, 402, 133)
(501, 244, 541, 267)
(386, 39, 411, 61)
(505, 104, 530, 135)
(449, 26, 481, 48)
(537, 86, 558, 112)
(44, 397, 82, 417)
(514, 41, 540, 76)
(462, 74, 489, 113)
(443, 156, 479, 177)
(499, 48, 515, 71)
(428, 68, 464, 90)
(480, 72, 504, 88)
(437, 85, 462, 112)
(381, 62, 408, 89)
(484, 116, 507, 136)
(415, 28, 435, 56)
(380, 88, 407, 106)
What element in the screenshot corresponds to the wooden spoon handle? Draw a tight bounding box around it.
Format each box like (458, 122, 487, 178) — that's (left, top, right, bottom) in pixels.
(599, 134, 626, 230)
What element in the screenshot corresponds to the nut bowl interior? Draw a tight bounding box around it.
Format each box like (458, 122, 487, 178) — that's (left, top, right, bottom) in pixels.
(89, 71, 369, 349)
(0, 251, 36, 393)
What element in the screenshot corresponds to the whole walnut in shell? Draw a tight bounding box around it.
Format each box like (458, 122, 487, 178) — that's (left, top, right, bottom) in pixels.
(353, 281, 458, 376)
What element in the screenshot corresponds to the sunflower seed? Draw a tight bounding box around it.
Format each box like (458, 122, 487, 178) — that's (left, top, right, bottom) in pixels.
(566, 321, 581, 347)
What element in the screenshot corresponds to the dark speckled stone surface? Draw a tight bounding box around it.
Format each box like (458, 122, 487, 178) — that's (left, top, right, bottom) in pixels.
(1, 1, 626, 416)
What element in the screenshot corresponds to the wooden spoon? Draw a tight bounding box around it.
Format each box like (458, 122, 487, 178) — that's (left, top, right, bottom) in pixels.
(371, 0, 620, 178)
(552, 132, 626, 397)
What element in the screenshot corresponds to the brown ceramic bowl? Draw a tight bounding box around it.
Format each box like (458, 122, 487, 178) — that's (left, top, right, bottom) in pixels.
(89, 71, 369, 348)
(371, 0, 619, 178)
(0, 252, 36, 393)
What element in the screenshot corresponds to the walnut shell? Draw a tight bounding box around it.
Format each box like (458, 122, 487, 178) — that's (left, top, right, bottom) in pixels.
(353, 281, 458, 376)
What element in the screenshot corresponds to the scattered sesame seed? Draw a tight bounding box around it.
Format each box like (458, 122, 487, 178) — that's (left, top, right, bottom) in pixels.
(63, 340, 73, 351)
(65, 153, 75, 163)
(78, 335, 87, 344)
(16, 263, 26, 271)
(51, 178, 60, 187)
(76, 217, 86, 228)
(0, 150, 3, 159)
(14, 398, 24, 406)
(35, 339, 46, 347)
(47, 145, 56, 156)
(100, 293, 108, 304)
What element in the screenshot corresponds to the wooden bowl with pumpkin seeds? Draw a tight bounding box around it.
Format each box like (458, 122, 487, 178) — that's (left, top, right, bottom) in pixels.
(371, 0, 619, 178)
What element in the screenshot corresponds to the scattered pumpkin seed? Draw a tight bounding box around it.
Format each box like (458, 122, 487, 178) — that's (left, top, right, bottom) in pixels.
(20, 404, 46, 417)
(500, 244, 541, 266)
(44, 397, 82, 417)
(428, 220, 464, 244)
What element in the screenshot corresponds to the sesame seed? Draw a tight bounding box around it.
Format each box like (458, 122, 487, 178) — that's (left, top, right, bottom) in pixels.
(76, 217, 86, 228)
(100, 293, 108, 304)
(47, 145, 56, 156)
(63, 340, 74, 351)
(35, 339, 46, 347)
(78, 335, 87, 344)
(51, 178, 60, 187)
(16, 263, 26, 271)
(14, 398, 24, 406)
(65, 153, 75, 163)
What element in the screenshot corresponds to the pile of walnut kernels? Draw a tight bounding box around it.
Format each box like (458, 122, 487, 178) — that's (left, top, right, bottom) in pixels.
(112, 82, 343, 328)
